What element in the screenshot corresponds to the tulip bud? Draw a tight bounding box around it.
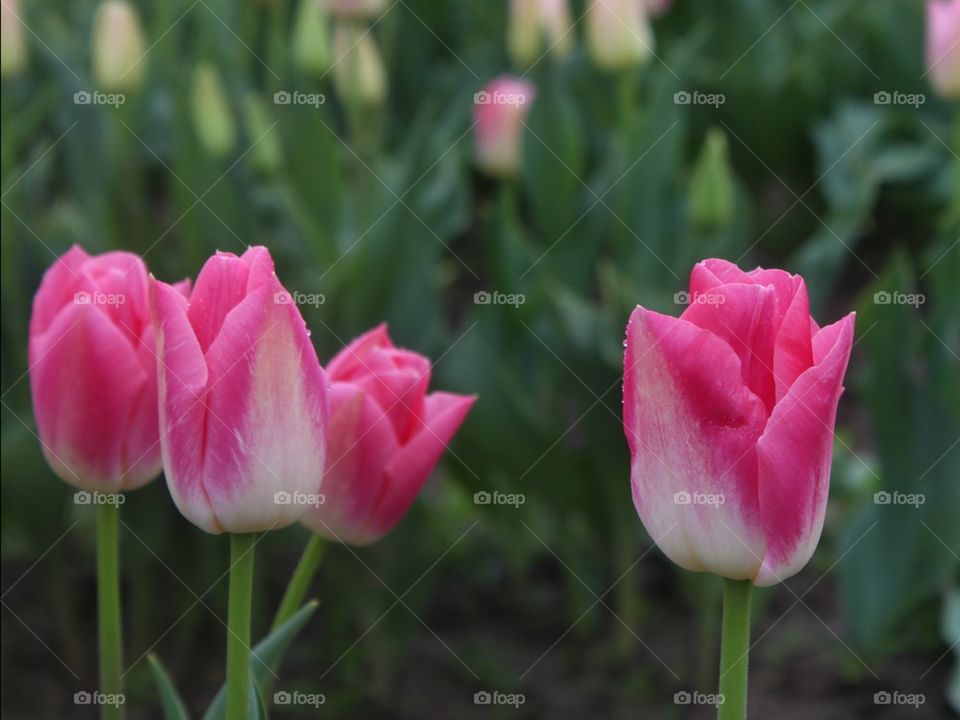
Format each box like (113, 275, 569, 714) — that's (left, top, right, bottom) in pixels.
(191, 63, 236, 158)
(623, 259, 855, 586)
(151, 247, 328, 534)
(92, 0, 146, 92)
(472, 75, 536, 179)
(301, 324, 475, 545)
(688, 129, 735, 231)
(509, 0, 574, 67)
(586, 0, 655, 72)
(244, 94, 282, 174)
(332, 22, 386, 108)
(29, 246, 189, 492)
(324, 0, 385, 20)
(926, 0, 960, 99)
(645, 0, 672, 17)
(1, 0, 27, 78)
(292, 0, 331, 75)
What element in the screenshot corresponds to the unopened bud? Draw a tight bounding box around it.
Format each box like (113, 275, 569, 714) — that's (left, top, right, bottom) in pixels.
(92, 0, 146, 91)
(332, 22, 386, 108)
(688, 129, 735, 232)
(293, 0, 331, 75)
(586, 0, 654, 72)
(191, 63, 236, 158)
(1, 0, 27, 78)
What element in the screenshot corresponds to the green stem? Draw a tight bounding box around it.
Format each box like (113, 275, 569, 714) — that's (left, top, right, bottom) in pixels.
(272, 534, 325, 631)
(226, 533, 256, 720)
(717, 579, 752, 720)
(96, 499, 123, 720)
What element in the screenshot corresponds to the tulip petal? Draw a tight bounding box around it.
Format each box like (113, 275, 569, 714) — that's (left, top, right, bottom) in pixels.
(681, 282, 778, 413)
(202, 276, 326, 533)
(624, 307, 768, 579)
(364, 392, 475, 542)
(754, 313, 855, 586)
(29, 245, 90, 337)
(300, 382, 401, 542)
(30, 301, 148, 490)
(772, 277, 814, 401)
(326, 323, 391, 379)
(152, 279, 216, 531)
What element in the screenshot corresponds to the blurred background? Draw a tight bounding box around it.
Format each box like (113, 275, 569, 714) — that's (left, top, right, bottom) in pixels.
(1, 0, 958, 717)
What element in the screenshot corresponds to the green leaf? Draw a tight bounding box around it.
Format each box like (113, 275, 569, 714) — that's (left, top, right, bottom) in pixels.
(147, 654, 191, 720)
(202, 600, 319, 720)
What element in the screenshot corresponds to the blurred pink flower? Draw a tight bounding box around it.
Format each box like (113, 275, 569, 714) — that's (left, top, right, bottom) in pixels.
(927, 0, 960, 98)
(301, 324, 475, 545)
(472, 75, 536, 178)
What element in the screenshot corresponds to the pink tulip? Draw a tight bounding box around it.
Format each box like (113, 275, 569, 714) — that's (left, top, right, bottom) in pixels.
(29, 246, 184, 491)
(927, 0, 960, 99)
(473, 75, 536, 179)
(622, 259, 855, 586)
(301, 324, 475, 545)
(151, 247, 327, 534)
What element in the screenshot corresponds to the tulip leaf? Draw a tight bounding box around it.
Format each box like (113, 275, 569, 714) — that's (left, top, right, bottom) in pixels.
(147, 654, 191, 720)
(202, 600, 319, 720)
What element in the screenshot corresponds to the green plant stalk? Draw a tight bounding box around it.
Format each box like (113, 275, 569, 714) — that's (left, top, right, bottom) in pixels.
(226, 533, 256, 720)
(272, 534, 325, 631)
(717, 579, 752, 720)
(96, 500, 123, 720)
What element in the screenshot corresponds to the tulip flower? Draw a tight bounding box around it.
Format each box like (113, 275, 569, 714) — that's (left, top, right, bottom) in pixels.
(152, 246, 327, 720)
(30, 246, 187, 720)
(473, 75, 536, 179)
(585, 0, 655, 72)
(191, 63, 236, 158)
(622, 258, 855, 719)
(92, 0, 146, 92)
(292, 0, 331, 75)
(332, 22, 387, 108)
(324, 0, 385, 19)
(151, 246, 328, 535)
(508, 0, 574, 67)
(926, 0, 960, 99)
(645, 0, 672, 17)
(1, 0, 27, 78)
(30, 246, 178, 491)
(272, 324, 474, 629)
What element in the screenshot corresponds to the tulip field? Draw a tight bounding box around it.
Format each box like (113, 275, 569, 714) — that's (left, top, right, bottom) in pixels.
(1, 1, 958, 718)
